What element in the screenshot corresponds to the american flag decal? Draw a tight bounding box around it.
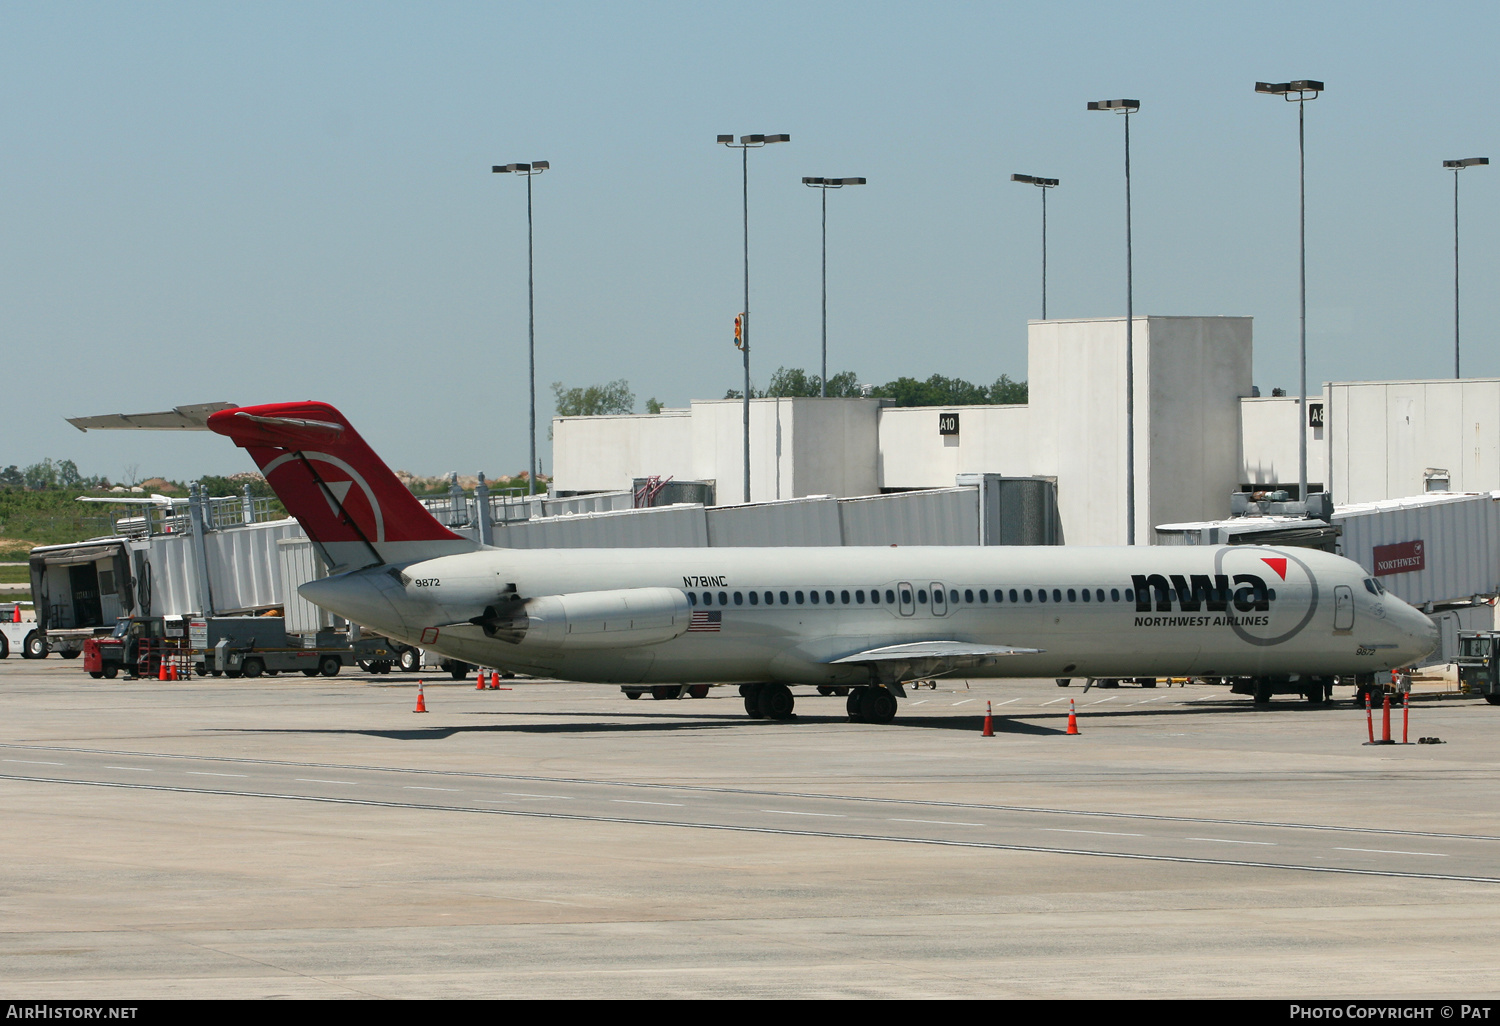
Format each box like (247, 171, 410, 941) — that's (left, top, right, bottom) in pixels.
(688, 610, 722, 632)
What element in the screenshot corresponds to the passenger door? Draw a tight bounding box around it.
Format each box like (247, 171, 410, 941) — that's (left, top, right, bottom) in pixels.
(1333, 585, 1354, 632)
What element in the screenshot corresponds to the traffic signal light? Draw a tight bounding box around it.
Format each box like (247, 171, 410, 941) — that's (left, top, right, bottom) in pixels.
(733, 313, 744, 350)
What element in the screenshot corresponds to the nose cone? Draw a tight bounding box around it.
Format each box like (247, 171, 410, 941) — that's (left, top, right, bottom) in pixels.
(1393, 603, 1440, 666)
(299, 568, 409, 633)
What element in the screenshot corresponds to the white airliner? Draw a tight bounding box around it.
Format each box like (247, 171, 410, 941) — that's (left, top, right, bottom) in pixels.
(75, 401, 1439, 722)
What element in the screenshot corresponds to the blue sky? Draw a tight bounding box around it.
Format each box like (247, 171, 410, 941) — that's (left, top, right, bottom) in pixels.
(2, 1, 1497, 481)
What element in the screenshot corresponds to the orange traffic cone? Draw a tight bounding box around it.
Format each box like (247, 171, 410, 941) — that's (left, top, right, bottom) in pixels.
(414, 681, 428, 713)
(489, 671, 500, 690)
(168, 660, 178, 681)
(476, 669, 486, 690)
(157, 659, 169, 681)
(1066, 699, 1080, 735)
(982, 700, 994, 737)
(11, 604, 19, 623)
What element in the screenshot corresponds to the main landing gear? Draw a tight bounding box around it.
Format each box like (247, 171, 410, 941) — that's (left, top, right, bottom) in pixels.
(739, 683, 901, 724)
(741, 682, 796, 720)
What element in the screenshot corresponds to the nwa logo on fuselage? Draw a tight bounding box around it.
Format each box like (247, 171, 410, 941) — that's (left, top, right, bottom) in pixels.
(1131, 572, 1271, 614)
(1132, 554, 1319, 647)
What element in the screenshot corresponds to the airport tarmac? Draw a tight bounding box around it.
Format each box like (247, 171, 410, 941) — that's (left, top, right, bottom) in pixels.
(1, 660, 1497, 999)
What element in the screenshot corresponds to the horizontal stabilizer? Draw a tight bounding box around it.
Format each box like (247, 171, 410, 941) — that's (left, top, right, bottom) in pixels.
(67, 403, 239, 432)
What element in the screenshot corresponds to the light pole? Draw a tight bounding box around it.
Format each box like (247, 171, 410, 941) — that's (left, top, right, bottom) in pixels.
(492, 160, 550, 496)
(802, 176, 866, 396)
(1444, 157, 1489, 378)
(1255, 79, 1323, 504)
(1087, 98, 1140, 544)
(718, 134, 789, 502)
(1010, 174, 1060, 320)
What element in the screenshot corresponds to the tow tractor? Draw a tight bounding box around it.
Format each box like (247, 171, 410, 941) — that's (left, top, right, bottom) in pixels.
(0, 602, 47, 660)
(1455, 630, 1500, 705)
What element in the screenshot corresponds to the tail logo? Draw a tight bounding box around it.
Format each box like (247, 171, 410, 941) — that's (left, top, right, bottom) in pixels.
(262, 450, 387, 542)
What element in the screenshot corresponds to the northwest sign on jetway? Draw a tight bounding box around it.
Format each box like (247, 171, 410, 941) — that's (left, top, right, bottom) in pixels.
(1373, 540, 1425, 577)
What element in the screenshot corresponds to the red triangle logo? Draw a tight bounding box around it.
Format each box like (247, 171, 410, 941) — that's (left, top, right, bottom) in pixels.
(1262, 557, 1288, 580)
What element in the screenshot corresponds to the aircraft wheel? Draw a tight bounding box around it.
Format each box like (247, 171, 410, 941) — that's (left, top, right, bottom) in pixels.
(625, 690, 641, 700)
(688, 684, 710, 699)
(1253, 679, 1273, 704)
(817, 686, 833, 696)
(399, 648, 420, 672)
(846, 687, 866, 722)
(759, 683, 795, 720)
(860, 687, 898, 724)
(832, 686, 849, 696)
(651, 686, 677, 700)
(60, 648, 80, 659)
(743, 683, 766, 719)
(1305, 682, 1327, 705)
(23, 632, 46, 659)
(242, 658, 265, 679)
(1055, 678, 1071, 687)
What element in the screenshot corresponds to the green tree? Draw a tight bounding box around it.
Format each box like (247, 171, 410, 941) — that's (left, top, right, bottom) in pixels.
(552, 380, 636, 417)
(23, 459, 57, 491)
(645, 398, 664, 414)
(988, 374, 1028, 404)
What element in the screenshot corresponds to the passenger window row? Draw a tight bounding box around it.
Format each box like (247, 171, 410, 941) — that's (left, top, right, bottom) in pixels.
(686, 586, 1139, 608)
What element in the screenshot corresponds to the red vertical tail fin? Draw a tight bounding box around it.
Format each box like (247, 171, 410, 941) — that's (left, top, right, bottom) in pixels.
(207, 402, 478, 569)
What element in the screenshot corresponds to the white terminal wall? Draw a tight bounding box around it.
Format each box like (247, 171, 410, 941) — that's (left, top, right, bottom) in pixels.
(1028, 316, 1251, 545)
(1239, 394, 1326, 490)
(551, 316, 1253, 545)
(1327, 379, 1500, 503)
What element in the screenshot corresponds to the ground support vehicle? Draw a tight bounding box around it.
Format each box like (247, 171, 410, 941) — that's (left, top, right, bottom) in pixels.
(1455, 631, 1500, 706)
(80, 615, 392, 679)
(0, 604, 48, 660)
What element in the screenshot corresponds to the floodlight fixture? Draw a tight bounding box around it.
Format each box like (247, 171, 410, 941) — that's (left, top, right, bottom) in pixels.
(1256, 77, 1324, 504)
(491, 158, 552, 494)
(1088, 97, 1141, 542)
(716, 132, 792, 500)
(1446, 157, 1490, 377)
(804, 175, 868, 395)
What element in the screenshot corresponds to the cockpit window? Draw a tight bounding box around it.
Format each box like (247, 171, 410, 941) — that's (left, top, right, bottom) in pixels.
(1363, 578, 1385, 596)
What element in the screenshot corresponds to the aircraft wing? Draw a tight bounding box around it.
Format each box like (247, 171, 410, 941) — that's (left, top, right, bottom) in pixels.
(66, 402, 239, 432)
(829, 640, 1042, 686)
